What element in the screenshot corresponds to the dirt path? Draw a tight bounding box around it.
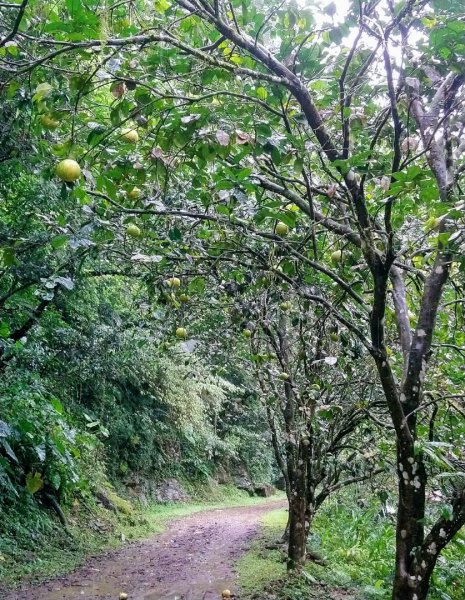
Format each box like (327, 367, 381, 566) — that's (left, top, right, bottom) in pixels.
(4, 501, 285, 600)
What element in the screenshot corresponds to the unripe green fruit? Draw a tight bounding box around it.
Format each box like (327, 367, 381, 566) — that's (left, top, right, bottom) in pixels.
(275, 221, 289, 236)
(126, 223, 141, 238)
(40, 114, 59, 129)
(127, 187, 141, 199)
(243, 329, 252, 338)
(278, 372, 290, 381)
(280, 301, 292, 311)
(330, 333, 339, 342)
(176, 327, 187, 339)
(179, 294, 189, 302)
(55, 159, 81, 182)
(331, 250, 342, 263)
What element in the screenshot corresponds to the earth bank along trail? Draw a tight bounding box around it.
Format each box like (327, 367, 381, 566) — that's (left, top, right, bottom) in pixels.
(4, 501, 285, 600)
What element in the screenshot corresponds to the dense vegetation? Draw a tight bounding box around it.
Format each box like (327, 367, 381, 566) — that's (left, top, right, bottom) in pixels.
(1, 0, 465, 599)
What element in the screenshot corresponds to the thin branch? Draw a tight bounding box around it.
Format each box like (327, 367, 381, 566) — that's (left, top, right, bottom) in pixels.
(0, 0, 28, 50)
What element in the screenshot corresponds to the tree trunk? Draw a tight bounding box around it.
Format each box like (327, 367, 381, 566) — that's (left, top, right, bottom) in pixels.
(391, 438, 428, 599)
(288, 492, 307, 569)
(306, 495, 315, 537)
(392, 575, 430, 600)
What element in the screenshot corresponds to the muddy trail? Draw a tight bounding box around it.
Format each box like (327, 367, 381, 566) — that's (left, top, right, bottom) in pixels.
(4, 501, 285, 600)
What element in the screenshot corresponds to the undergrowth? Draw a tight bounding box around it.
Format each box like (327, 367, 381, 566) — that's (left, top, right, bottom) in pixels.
(237, 493, 465, 600)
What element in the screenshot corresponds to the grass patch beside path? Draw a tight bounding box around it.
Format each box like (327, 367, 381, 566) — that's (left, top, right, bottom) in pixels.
(236, 507, 288, 595)
(0, 484, 285, 590)
(236, 494, 465, 600)
(236, 506, 362, 600)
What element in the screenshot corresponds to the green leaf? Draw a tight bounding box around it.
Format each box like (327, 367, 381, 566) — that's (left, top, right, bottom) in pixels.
(188, 277, 206, 294)
(26, 472, 44, 494)
(255, 87, 268, 100)
(49, 472, 61, 490)
(32, 83, 52, 102)
(50, 397, 63, 414)
(51, 235, 68, 249)
(2, 248, 17, 267)
(169, 227, 182, 241)
(155, 0, 171, 12)
(0, 322, 10, 339)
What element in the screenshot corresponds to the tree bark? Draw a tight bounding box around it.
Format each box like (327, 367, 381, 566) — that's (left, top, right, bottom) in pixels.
(288, 484, 307, 569)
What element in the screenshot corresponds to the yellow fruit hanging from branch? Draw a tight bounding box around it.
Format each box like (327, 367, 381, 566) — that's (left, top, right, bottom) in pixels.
(55, 159, 81, 182)
(121, 128, 139, 143)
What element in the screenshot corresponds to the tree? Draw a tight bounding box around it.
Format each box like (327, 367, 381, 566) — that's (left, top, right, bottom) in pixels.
(1, 1, 465, 597)
(246, 289, 384, 568)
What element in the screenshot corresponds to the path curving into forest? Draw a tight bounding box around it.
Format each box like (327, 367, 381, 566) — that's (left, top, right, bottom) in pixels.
(4, 501, 285, 600)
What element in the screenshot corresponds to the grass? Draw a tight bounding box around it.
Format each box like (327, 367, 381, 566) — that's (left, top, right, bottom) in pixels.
(236, 508, 288, 594)
(236, 492, 465, 600)
(0, 483, 285, 590)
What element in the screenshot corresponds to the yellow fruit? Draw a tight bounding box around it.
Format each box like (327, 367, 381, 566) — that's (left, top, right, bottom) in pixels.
(222, 591, 231, 598)
(243, 329, 252, 338)
(331, 250, 342, 263)
(121, 128, 139, 143)
(55, 159, 81, 182)
(286, 203, 300, 212)
(275, 221, 289, 236)
(176, 327, 187, 339)
(278, 372, 290, 381)
(117, 17, 130, 28)
(40, 114, 59, 129)
(119, 594, 128, 600)
(179, 294, 189, 302)
(127, 187, 141, 199)
(424, 216, 441, 231)
(167, 277, 181, 288)
(126, 224, 141, 238)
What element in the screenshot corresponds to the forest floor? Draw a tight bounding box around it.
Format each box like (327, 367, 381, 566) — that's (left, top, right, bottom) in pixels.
(2, 500, 286, 600)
